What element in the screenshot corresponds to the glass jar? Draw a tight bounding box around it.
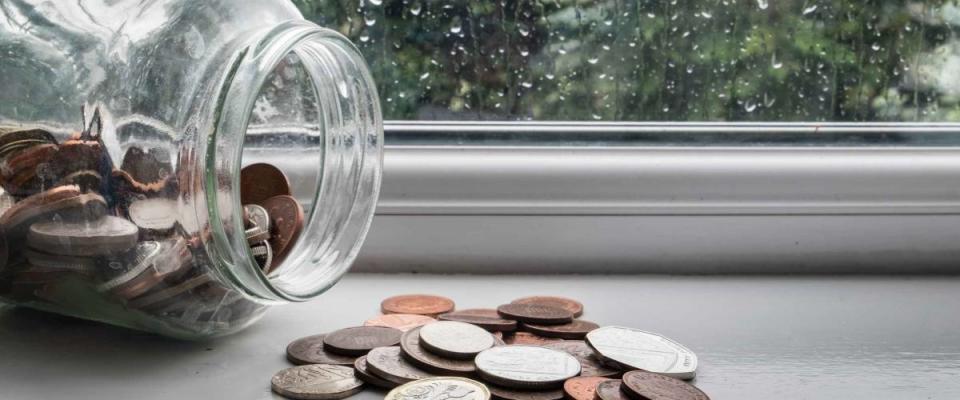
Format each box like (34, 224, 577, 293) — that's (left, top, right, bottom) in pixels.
(0, 1, 382, 338)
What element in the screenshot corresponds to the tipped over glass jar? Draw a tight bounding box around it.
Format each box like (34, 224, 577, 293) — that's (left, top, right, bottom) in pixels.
(0, 0, 382, 338)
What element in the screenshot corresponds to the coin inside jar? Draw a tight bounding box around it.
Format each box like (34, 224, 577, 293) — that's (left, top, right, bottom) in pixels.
(240, 163, 292, 205)
(270, 364, 364, 400)
(474, 345, 581, 390)
(620, 370, 710, 400)
(385, 377, 491, 400)
(323, 326, 403, 356)
(127, 198, 178, 232)
(259, 194, 303, 272)
(28, 215, 139, 257)
(417, 321, 496, 359)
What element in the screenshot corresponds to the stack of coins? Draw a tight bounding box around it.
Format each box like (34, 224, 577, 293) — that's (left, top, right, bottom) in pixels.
(0, 109, 302, 336)
(273, 294, 709, 400)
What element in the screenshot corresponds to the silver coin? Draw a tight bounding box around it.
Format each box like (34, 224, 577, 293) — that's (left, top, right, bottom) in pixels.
(270, 364, 365, 400)
(386, 377, 491, 400)
(365, 346, 434, 386)
(25, 248, 98, 275)
(418, 321, 496, 359)
(127, 198, 177, 231)
(243, 204, 270, 232)
(28, 216, 138, 256)
(585, 326, 698, 380)
(251, 240, 272, 271)
(474, 345, 581, 390)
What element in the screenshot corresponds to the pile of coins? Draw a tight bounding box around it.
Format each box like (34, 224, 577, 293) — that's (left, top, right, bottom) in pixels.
(272, 294, 709, 400)
(0, 110, 302, 336)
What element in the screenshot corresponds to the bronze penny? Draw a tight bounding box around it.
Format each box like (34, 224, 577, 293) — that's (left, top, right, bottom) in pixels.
(270, 364, 364, 400)
(240, 163, 291, 205)
(323, 326, 403, 356)
(520, 320, 600, 340)
(286, 334, 359, 365)
(498, 303, 574, 325)
(620, 370, 709, 400)
(488, 385, 564, 400)
(542, 341, 620, 378)
(0, 128, 56, 156)
(354, 355, 397, 389)
(564, 377, 613, 400)
(381, 294, 455, 316)
(1, 186, 107, 239)
(503, 332, 564, 346)
(595, 380, 629, 400)
(1, 143, 59, 196)
(399, 326, 476, 375)
(440, 309, 518, 332)
(512, 296, 584, 318)
(364, 314, 436, 332)
(259, 194, 304, 272)
(365, 346, 434, 386)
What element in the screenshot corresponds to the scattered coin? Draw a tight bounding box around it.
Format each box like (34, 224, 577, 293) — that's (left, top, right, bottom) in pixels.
(364, 314, 436, 332)
(399, 326, 476, 375)
(497, 303, 574, 325)
(323, 326, 403, 356)
(620, 370, 709, 400)
(385, 377, 491, 400)
(365, 346, 434, 386)
(520, 319, 599, 340)
(502, 332, 563, 346)
(474, 345, 581, 390)
(439, 309, 518, 332)
(354, 355, 397, 389)
(595, 380, 630, 400)
(28, 216, 139, 256)
(511, 296, 584, 318)
(564, 377, 614, 400)
(488, 385, 565, 400)
(586, 327, 698, 380)
(260, 194, 304, 272)
(542, 341, 620, 378)
(270, 364, 364, 400)
(381, 294, 455, 316)
(287, 334, 360, 366)
(240, 163, 291, 205)
(418, 321, 496, 359)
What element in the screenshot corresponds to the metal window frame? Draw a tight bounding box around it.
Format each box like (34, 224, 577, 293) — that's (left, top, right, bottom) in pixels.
(354, 122, 960, 274)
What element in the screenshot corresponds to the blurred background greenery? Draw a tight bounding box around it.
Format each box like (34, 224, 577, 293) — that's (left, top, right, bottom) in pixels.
(295, 0, 960, 122)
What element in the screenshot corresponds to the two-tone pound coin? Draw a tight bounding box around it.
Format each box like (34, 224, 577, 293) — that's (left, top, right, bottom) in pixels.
(474, 345, 581, 390)
(586, 326, 698, 380)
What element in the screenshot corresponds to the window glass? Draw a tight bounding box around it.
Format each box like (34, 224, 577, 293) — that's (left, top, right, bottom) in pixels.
(297, 0, 960, 122)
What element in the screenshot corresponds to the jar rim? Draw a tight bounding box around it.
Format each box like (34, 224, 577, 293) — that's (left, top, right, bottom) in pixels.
(203, 21, 383, 302)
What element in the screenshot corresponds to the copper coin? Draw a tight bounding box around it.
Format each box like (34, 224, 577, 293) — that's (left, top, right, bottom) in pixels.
(542, 341, 620, 378)
(620, 370, 709, 400)
(354, 355, 397, 389)
(365, 346, 434, 386)
(399, 326, 476, 375)
(364, 314, 436, 332)
(440, 309, 518, 332)
(323, 326, 403, 356)
(286, 334, 359, 365)
(260, 194, 304, 272)
(520, 320, 599, 340)
(512, 296, 584, 318)
(240, 163, 291, 205)
(488, 385, 564, 400)
(497, 304, 574, 325)
(595, 380, 629, 400)
(270, 364, 364, 400)
(564, 377, 613, 400)
(2, 143, 59, 196)
(503, 332, 564, 346)
(381, 294, 455, 316)
(1, 186, 106, 237)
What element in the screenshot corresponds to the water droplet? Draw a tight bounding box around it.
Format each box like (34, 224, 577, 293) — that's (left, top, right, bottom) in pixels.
(686, 65, 694, 74)
(364, 14, 376, 26)
(545, 74, 555, 80)
(771, 53, 783, 69)
(520, 49, 530, 57)
(359, 34, 370, 42)
(369, 0, 382, 5)
(588, 58, 599, 64)
(518, 24, 530, 37)
(701, 11, 712, 18)
(604, 20, 613, 26)
(871, 43, 881, 51)
(647, 13, 655, 18)
(410, 3, 422, 16)
(419, 72, 430, 81)
(521, 82, 533, 88)
(802, 5, 817, 15)
(744, 101, 757, 112)
(757, 0, 768, 10)
(450, 18, 462, 34)
(592, 114, 602, 120)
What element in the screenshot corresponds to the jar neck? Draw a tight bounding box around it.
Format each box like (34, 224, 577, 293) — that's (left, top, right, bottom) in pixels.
(195, 21, 382, 303)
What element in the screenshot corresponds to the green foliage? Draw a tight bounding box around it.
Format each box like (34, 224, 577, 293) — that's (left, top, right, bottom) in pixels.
(295, 0, 958, 121)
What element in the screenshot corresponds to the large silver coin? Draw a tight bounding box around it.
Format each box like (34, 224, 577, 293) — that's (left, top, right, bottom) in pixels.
(418, 321, 495, 359)
(127, 198, 177, 231)
(474, 345, 581, 390)
(270, 364, 364, 400)
(585, 326, 698, 380)
(386, 377, 491, 400)
(365, 346, 434, 386)
(28, 216, 138, 256)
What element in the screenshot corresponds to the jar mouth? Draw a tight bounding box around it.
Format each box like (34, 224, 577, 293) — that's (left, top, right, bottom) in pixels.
(205, 21, 382, 302)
